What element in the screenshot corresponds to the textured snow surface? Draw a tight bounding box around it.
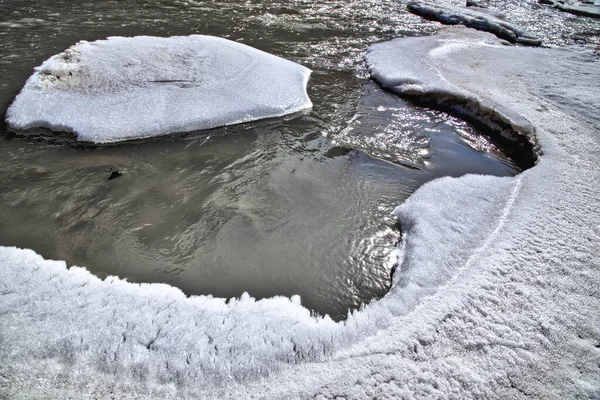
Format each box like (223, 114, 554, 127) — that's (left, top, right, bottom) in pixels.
(2, 27, 600, 399)
(407, 1, 542, 45)
(5, 35, 312, 143)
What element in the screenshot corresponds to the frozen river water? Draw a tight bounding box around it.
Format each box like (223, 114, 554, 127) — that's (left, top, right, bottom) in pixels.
(0, 0, 597, 319)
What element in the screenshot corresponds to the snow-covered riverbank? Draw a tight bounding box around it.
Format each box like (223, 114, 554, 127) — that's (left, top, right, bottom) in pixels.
(1, 27, 599, 399)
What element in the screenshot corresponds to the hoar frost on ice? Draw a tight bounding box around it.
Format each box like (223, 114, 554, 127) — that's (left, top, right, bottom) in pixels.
(1, 27, 599, 399)
(5, 35, 312, 143)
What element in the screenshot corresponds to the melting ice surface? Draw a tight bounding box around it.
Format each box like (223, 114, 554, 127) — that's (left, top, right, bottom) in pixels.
(5, 35, 312, 143)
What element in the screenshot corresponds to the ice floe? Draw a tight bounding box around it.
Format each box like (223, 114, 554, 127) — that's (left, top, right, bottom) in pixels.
(539, 0, 600, 18)
(407, 1, 542, 45)
(2, 27, 599, 398)
(5, 35, 312, 143)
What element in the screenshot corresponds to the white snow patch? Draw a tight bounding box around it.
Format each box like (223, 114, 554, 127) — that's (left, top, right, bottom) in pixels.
(5, 35, 312, 143)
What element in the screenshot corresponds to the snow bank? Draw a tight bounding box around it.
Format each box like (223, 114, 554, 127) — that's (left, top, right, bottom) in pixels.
(5, 35, 312, 143)
(0, 246, 341, 397)
(2, 27, 599, 398)
(407, 1, 542, 45)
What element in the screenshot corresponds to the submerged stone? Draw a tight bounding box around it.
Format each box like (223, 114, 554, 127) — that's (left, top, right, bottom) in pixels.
(106, 168, 122, 180)
(407, 1, 542, 45)
(5, 35, 312, 143)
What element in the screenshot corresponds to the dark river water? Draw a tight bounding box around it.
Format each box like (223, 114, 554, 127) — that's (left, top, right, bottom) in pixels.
(0, 0, 597, 320)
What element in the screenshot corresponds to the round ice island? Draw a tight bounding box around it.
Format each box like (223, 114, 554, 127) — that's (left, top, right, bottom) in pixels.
(5, 35, 313, 143)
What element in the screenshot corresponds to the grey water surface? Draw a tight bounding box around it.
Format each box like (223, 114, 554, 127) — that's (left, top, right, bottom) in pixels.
(1, 0, 597, 320)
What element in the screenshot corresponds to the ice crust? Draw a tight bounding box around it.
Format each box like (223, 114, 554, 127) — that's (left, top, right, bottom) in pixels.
(407, 1, 542, 45)
(5, 35, 313, 143)
(2, 27, 600, 398)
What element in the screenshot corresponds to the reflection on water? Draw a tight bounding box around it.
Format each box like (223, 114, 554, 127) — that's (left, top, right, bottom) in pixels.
(1, 0, 594, 319)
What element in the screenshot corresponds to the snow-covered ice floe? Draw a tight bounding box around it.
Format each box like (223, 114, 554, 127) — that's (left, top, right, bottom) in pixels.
(5, 35, 312, 143)
(407, 1, 542, 45)
(2, 27, 599, 398)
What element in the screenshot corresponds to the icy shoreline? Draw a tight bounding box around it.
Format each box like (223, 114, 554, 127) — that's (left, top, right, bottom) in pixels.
(1, 27, 599, 398)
